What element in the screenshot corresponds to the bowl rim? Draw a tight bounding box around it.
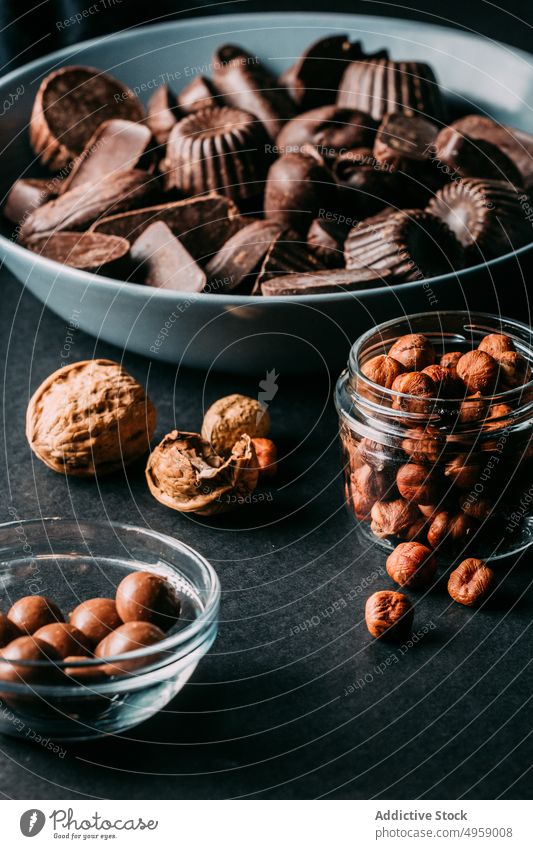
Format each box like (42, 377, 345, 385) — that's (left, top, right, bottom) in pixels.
(0, 517, 221, 671)
(0, 11, 532, 305)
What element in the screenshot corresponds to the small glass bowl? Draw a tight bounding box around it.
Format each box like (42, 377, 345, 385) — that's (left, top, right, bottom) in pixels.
(0, 518, 220, 741)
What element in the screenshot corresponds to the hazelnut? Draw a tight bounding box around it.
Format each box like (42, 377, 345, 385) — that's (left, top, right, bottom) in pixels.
(496, 351, 531, 388)
(358, 438, 395, 471)
(483, 402, 513, 431)
(418, 504, 439, 519)
(386, 542, 437, 589)
(456, 350, 498, 394)
(396, 463, 442, 504)
(427, 511, 478, 549)
(447, 557, 494, 606)
(365, 591, 414, 641)
(402, 428, 443, 464)
(403, 517, 428, 543)
(201, 394, 270, 456)
(370, 498, 420, 538)
(391, 371, 436, 413)
(26, 359, 156, 476)
(251, 437, 278, 480)
(460, 497, 493, 522)
(458, 392, 488, 424)
(7, 595, 64, 635)
(350, 488, 375, 521)
(478, 333, 515, 359)
(422, 364, 461, 398)
(444, 454, 481, 489)
(388, 333, 435, 371)
(361, 355, 404, 389)
(352, 464, 394, 503)
(440, 351, 462, 378)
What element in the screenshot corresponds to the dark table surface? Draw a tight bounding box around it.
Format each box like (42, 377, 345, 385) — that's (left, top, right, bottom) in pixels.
(1, 0, 533, 801)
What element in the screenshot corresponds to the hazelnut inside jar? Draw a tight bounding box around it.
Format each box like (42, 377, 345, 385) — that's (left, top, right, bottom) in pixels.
(336, 311, 533, 560)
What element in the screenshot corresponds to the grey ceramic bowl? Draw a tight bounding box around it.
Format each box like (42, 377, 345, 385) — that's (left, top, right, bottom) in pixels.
(1, 13, 532, 374)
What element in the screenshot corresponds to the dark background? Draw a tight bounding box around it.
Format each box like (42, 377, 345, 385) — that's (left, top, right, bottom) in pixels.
(0, 0, 532, 801)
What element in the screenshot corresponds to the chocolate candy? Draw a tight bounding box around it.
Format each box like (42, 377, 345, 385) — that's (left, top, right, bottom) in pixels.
(255, 233, 328, 292)
(333, 148, 400, 218)
(30, 65, 145, 171)
(261, 266, 391, 296)
(63, 656, 108, 682)
(344, 209, 464, 281)
(163, 107, 271, 202)
(90, 194, 241, 261)
(0, 637, 61, 684)
(3, 178, 56, 225)
(33, 622, 92, 658)
(69, 597, 122, 647)
(60, 119, 153, 194)
(26, 231, 130, 275)
(178, 76, 222, 112)
(147, 85, 179, 146)
(276, 106, 378, 159)
(95, 621, 166, 675)
(431, 129, 523, 185)
(20, 170, 154, 242)
(427, 178, 532, 263)
(264, 151, 337, 233)
(205, 219, 285, 292)
(307, 217, 347, 266)
(0, 613, 21, 648)
(115, 571, 181, 630)
(213, 44, 296, 139)
(337, 59, 446, 124)
(130, 221, 206, 292)
(373, 113, 439, 172)
(7, 595, 64, 635)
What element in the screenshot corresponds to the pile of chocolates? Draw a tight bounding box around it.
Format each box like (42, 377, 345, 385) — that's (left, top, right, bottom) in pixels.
(4, 35, 533, 295)
(0, 571, 181, 686)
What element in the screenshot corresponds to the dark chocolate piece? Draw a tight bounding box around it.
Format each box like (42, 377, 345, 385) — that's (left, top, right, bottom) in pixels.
(333, 148, 400, 218)
(147, 85, 179, 147)
(427, 178, 532, 263)
(344, 209, 464, 281)
(20, 170, 154, 241)
(30, 65, 145, 171)
(374, 113, 439, 170)
(205, 219, 285, 292)
(264, 151, 337, 234)
(431, 128, 524, 186)
(337, 59, 446, 124)
(3, 178, 56, 225)
(25, 231, 130, 275)
(213, 44, 296, 139)
(60, 119, 153, 193)
(255, 234, 327, 291)
(163, 106, 271, 202)
(89, 193, 241, 262)
(276, 105, 378, 159)
(130, 221, 206, 291)
(178, 76, 222, 112)
(307, 217, 348, 266)
(261, 266, 391, 296)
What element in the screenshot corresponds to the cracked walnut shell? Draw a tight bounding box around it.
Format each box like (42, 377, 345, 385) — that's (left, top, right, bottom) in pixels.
(145, 431, 259, 515)
(26, 359, 156, 476)
(201, 394, 270, 456)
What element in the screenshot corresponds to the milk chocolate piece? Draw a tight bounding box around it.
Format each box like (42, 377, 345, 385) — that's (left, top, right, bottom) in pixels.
(147, 85, 179, 146)
(337, 59, 446, 124)
(307, 217, 348, 266)
(89, 193, 241, 261)
(264, 152, 337, 234)
(30, 65, 145, 171)
(276, 105, 378, 158)
(205, 219, 285, 292)
(427, 178, 532, 263)
(26, 231, 131, 275)
(261, 266, 391, 296)
(130, 221, 206, 291)
(178, 76, 222, 112)
(213, 44, 296, 139)
(431, 129, 523, 185)
(344, 209, 464, 280)
(60, 119, 153, 193)
(20, 170, 154, 241)
(255, 235, 327, 292)
(3, 178, 56, 224)
(163, 106, 271, 202)
(333, 148, 400, 217)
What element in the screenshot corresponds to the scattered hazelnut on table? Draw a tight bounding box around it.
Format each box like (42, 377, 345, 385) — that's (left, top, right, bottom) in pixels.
(370, 498, 420, 539)
(201, 393, 270, 456)
(386, 542, 437, 589)
(365, 590, 414, 641)
(447, 557, 494, 606)
(478, 333, 515, 359)
(361, 355, 405, 388)
(388, 333, 435, 371)
(456, 350, 498, 394)
(396, 463, 442, 504)
(251, 437, 278, 480)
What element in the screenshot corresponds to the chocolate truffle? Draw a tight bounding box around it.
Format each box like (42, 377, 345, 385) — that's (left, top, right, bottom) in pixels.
(115, 571, 181, 630)
(95, 621, 166, 675)
(264, 151, 337, 233)
(7, 596, 64, 635)
(69, 597, 122, 647)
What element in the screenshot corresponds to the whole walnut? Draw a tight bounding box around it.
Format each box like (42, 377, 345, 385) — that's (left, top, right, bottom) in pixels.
(201, 394, 270, 455)
(386, 541, 437, 589)
(365, 590, 414, 641)
(26, 359, 156, 476)
(388, 333, 435, 371)
(146, 431, 259, 515)
(447, 557, 494, 606)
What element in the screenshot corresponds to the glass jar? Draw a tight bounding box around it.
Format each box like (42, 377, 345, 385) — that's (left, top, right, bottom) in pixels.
(335, 311, 533, 560)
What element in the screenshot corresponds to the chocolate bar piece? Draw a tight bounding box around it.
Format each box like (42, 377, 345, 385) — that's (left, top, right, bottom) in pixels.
(205, 219, 285, 292)
(307, 217, 348, 266)
(261, 266, 391, 296)
(255, 234, 327, 293)
(3, 178, 56, 225)
(130, 221, 206, 291)
(147, 85, 179, 147)
(26, 231, 130, 275)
